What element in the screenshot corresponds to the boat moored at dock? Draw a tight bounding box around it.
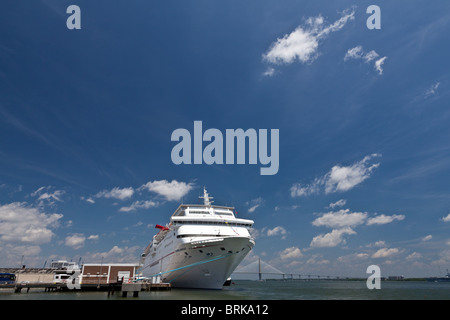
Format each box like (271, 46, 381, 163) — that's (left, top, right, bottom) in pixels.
(139, 188, 255, 289)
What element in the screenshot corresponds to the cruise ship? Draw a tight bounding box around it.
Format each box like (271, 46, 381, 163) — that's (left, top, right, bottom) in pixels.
(139, 188, 255, 289)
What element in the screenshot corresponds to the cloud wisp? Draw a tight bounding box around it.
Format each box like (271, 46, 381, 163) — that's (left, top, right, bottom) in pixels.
(344, 45, 387, 75)
(95, 187, 134, 201)
(291, 154, 381, 197)
(262, 7, 355, 74)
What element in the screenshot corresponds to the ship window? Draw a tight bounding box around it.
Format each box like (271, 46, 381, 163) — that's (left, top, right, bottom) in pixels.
(189, 210, 210, 215)
(214, 211, 233, 216)
(174, 209, 186, 216)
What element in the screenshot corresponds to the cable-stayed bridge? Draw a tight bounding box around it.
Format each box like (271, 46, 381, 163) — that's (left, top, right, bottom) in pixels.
(231, 258, 343, 280)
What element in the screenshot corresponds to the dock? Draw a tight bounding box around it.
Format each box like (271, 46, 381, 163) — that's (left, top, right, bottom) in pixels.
(0, 282, 62, 293)
(0, 265, 170, 296)
(121, 282, 171, 297)
(0, 281, 171, 294)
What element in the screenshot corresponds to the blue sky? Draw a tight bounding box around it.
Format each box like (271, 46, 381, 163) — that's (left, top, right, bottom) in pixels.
(1, 0, 450, 278)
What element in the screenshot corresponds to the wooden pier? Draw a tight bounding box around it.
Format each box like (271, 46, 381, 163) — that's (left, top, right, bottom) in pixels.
(120, 282, 171, 297)
(0, 282, 62, 293)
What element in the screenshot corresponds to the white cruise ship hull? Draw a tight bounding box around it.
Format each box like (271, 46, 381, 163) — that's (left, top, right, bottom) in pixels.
(142, 236, 254, 289)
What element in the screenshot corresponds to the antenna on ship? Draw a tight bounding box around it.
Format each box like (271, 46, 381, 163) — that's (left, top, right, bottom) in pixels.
(199, 186, 214, 206)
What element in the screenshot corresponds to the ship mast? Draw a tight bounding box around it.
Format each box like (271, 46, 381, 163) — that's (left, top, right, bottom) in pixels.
(199, 187, 214, 206)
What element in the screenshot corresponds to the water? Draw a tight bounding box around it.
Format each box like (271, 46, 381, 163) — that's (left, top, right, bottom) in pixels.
(1, 280, 449, 300)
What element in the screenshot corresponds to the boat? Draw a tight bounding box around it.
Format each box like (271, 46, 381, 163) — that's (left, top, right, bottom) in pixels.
(426, 269, 450, 282)
(139, 187, 255, 289)
(50, 260, 81, 285)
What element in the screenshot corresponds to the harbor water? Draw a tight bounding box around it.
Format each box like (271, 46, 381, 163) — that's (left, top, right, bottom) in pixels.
(1, 280, 449, 300)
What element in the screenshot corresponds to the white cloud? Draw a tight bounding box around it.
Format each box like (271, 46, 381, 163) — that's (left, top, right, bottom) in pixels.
(119, 200, 158, 212)
(337, 252, 369, 264)
(263, 7, 355, 68)
(344, 45, 364, 60)
(310, 227, 356, 248)
(263, 24, 320, 65)
(36, 190, 65, 202)
(31, 186, 65, 206)
(366, 214, 405, 225)
(290, 177, 323, 197)
(139, 180, 193, 201)
(364, 50, 380, 63)
(372, 247, 400, 258)
(367, 240, 387, 248)
(274, 205, 300, 211)
(424, 82, 440, 97)
(328, 199, 346, 209)
(431, 249, 450, 267)
(442, 213, 450, 222)
(247, 197, 264, 213)
(262, 67, 275, 77)
(291, 154, 381, 197)
(96, 187, 134, 201)
(325, 154, 381, 193)
(406, 252, 422, 260)
(0, 202, 62, 245)
(30, 186, 46, 197)
(374, 56, 387, 75)
(310, 208, 404, 248)
(266, 226, 287, 238)
(0, 243, 42, 267)
(313, 209, 404, 228)
(86, 245, 141, 263)
(280, 246, 303, 260)
(344, 45, 387, 75)
(312, 209, 367, 228)
(306, 254, 330, 265)
(82, 197, 95, 204)
(65, 233, 86, 250)
(344, 46, 379, 63)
